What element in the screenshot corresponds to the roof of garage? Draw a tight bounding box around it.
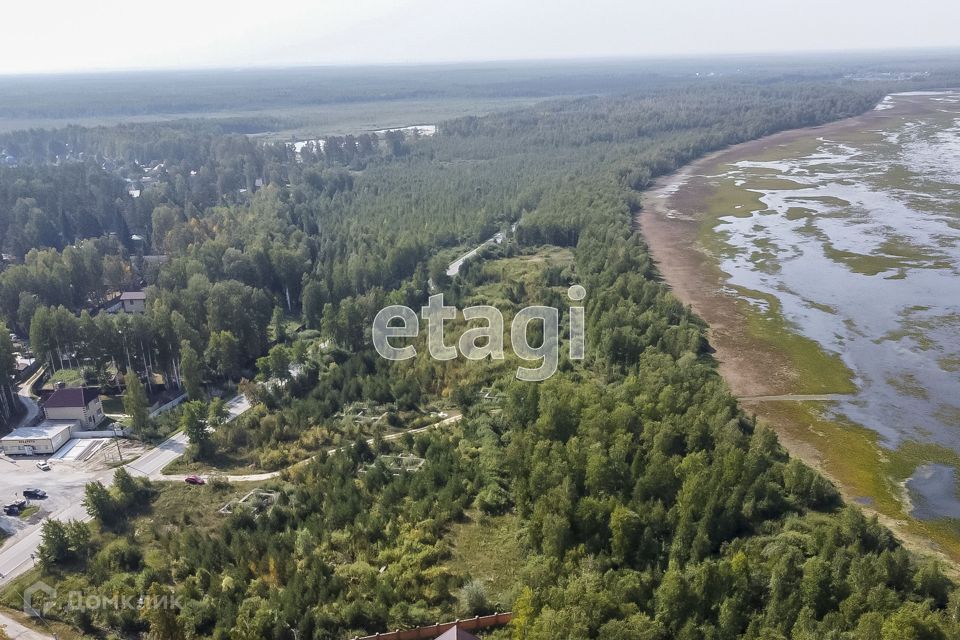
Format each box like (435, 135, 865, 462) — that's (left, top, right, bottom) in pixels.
(1, 419, 77, 441)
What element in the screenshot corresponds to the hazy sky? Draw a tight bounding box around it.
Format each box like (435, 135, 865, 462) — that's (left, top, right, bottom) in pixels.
(4, 0, 959, 74)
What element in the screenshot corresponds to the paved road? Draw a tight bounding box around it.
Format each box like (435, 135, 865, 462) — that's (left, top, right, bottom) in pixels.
(0, 458, 109, 581)
(13, 369, 44, 430)
(125, 394, 250, 479)
(0, 613, 50, 640)
(123, 432, 189, 478)
(1, 365, 101, 640)
(0, 455, 102, 555)
(446, 232, 505, 277)
(0, 472, 91, 640)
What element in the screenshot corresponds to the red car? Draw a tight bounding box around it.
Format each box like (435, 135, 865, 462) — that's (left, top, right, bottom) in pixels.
(184, 475, 206, 485)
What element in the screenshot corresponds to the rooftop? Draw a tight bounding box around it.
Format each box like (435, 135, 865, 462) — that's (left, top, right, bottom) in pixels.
(436, 627, 480, 640)
(1, 419, 77, 441)
(119, 291, 147, 301)
(45, 386, 100, 408)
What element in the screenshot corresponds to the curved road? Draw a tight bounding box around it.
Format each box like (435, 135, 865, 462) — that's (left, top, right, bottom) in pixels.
(13, 368, 44, 430)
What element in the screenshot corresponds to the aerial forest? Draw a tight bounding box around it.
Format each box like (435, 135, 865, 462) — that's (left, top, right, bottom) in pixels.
(4, 72, 960, 640)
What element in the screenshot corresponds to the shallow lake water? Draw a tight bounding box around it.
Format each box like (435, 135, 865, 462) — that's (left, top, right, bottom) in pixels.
(706, 92, 960, 520)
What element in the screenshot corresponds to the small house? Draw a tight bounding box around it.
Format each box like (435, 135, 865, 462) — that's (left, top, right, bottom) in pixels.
(119, 290, 147, 313)
(43, 386, 105, 428)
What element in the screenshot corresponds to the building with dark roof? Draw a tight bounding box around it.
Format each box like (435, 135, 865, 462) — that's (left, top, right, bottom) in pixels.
(43, 386, 104, 428)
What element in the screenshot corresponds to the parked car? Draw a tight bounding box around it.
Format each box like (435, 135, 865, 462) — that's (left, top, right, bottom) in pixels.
(35, 461, 51, 471)
(23, 488, 47, 499)
(3, 500, 27, 515)
(184, 475, 206, 485)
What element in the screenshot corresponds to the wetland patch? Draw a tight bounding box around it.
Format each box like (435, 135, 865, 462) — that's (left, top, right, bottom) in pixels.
(643, 90, 960, 555)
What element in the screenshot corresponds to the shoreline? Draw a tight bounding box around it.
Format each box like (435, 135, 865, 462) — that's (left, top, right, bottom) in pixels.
(638, 96, 960, 570)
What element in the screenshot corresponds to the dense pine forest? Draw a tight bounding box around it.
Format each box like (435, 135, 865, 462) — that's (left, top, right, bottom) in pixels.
(5, 64, 960, 640)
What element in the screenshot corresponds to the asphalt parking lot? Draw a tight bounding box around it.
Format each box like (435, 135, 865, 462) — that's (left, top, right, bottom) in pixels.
(0, 438, 145, 542)
(0, 454, 98, 539)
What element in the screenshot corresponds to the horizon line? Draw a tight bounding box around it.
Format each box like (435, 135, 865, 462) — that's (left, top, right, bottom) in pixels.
(2, 46, 960, 80)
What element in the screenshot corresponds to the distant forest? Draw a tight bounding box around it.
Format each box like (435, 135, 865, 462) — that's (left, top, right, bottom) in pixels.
(0, 52, 957, 121)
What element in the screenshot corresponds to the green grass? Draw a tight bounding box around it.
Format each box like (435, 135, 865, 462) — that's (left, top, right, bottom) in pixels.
(0, 604, 87, 640)
(46, 368, 85, 388)
(18, 505, 39, 520)
(692, 147, 883, 397)
(449, 512, 525, 611)
(469, 246, 575, 308)
(161, 448, 260, 476)
(148, 481, 257, 531)
(703, 172, 768, 220)
(742, 135, 824, 163)
(731, 285, 857, 395)
(99, 395, 125, 414)
(820, 235, 942, 276)
(0, 568, 92, 639)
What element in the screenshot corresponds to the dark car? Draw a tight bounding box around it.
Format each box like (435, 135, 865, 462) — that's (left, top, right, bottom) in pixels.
(3, 500, 27, 515)
(23, 488, 47, 499)
(184, 475, 206, 485)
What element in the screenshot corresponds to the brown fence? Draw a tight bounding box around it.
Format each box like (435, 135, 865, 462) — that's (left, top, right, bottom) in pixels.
(351, 612, 513, 640)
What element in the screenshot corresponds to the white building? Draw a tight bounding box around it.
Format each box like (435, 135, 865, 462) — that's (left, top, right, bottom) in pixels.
(0, 420, 78, 456)
(43, 386, 105, 428)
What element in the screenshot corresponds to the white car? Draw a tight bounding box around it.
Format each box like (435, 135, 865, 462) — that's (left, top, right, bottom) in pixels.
(35, 461, 51, 471)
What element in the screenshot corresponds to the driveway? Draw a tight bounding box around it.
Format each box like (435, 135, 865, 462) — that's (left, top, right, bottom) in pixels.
(12, 368, 44, 430)
(123, 431, 189, 479)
